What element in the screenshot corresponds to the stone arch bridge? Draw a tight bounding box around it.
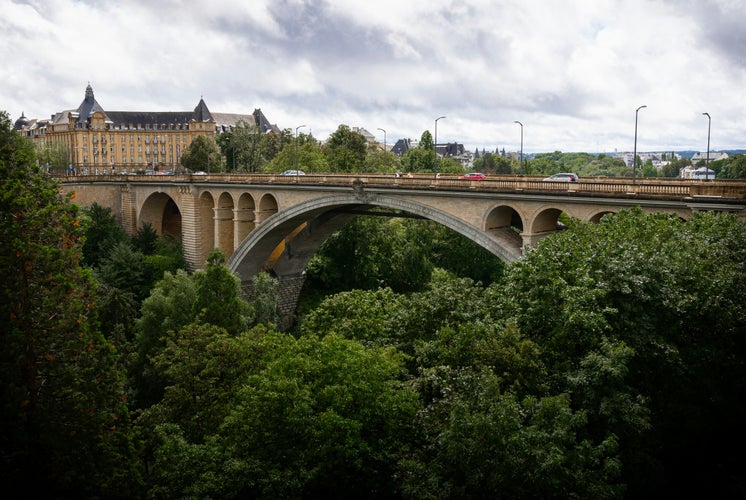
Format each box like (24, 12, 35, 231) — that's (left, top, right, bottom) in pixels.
(61, 173, 746, 328)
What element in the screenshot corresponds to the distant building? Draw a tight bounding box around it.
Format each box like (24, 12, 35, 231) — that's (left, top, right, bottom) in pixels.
(690, 151, 729, 165)
(681, 166, 717, 179)
(14, 84, 278, 173)
(391, 138, 418, 156)
(352, 127, 376, 144)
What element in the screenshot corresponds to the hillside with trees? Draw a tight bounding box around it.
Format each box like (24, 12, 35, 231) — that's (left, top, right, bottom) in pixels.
(2, 110, 746, 498)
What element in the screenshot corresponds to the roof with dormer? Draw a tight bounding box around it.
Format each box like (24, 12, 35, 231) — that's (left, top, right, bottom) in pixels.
(23, 85, 281, 133)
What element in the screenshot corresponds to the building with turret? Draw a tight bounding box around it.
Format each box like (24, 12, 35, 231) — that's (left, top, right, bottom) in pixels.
(14, 84, 278, 173)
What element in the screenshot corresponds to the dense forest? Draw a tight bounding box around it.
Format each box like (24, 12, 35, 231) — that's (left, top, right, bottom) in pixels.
(3, 111, 746, 498)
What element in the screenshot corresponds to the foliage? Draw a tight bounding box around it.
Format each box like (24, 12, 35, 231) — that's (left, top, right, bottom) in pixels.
(498, 208, 746, 496)
(97, 240, 155, 302)
(139, 328, 420, 498)
(179, 135, 222, 173)
(134, 269, 197, 408)
(79, 202, 129, 267)
(218, 119, 270, 173)
(364, 146, 401, 174)
(303, 216, 433, 299)
(132, 221, 158, 254)
(531, 151, 629, 177)
(713, 153, 746, 179)
(401, 371, 622, 499)
(401, 130, 435, 173)
(252, 271, 279, 327)
(0, 111, 140, 497)
(302, 216, 504, 313)
(217, 332, 420, 498)
(36, 140, 70, 172)
(474, 152, 513, 174)
(661, 156, 691, 177)
(323, 124, 368, 172)
(265, 133, 327, 173)
(192, 249, 253, 335)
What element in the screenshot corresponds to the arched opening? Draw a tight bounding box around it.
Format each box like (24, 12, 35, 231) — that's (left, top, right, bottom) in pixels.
(229, 195, 523, 330)
(589, 210, 616, 223)
(139, 192, 181, 237)
(216, 192, 235, 257)
(256, 193, 278, 225)
(485, 205, 524, 255)
(199, 192, 215, 267)
(236, 193, 256, 247)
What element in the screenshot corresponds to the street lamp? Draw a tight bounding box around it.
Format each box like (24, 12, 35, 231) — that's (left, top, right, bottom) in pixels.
(377, 127, 386, 174)
(434, 116, 446, 177)
(295, 125, 306, 179)
(632, 105, 646, 183)
(702, 112, 711, 180)
(514, 121, 523, 174)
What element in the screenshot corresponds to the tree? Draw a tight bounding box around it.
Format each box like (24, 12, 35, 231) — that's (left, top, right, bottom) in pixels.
(0, 111, 140, 497)
(221, 119, 268, 173)
(79, 202, 129, 268)
(134, 269, 198, 408)
(715, 153, 746, 179)
(180, 135, 222, 173)
(252, 271, 279, 327)
(401, 130, 435, 173)
(217, 332, 420, 498)
(36, 140, 70, 173)
(498, 208, 746, 497)
(323, 124, 367, 172)
(97, 240, 155, 302)
(192, 249, 253, 335)
(265, 133, 327, 173)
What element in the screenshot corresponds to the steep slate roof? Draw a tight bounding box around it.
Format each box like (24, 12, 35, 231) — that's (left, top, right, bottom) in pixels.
(75, 83, 109, 124)
(52, 85, 281, 132)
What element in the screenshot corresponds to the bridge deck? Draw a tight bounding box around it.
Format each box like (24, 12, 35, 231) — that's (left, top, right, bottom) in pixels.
(60, 173, 746, 203)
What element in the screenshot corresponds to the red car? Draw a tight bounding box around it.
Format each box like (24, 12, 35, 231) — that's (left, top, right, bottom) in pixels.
(459, 172, 486, 180)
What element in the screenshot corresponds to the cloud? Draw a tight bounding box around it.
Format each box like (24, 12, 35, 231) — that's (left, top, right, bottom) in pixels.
(2, 0, 743, 153)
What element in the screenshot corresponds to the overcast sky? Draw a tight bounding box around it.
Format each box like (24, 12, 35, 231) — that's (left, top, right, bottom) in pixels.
(2, 0, 744, 154)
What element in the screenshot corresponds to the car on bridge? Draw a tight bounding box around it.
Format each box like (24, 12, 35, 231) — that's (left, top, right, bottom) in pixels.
(543, 172, 578, 182)
(459, 172, 486, 180)
(281, 169, 305, 176)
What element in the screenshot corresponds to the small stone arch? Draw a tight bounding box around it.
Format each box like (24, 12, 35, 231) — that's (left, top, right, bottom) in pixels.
(257, 193, 278, 224)
(199, 192, 215, 266)
(216, 192, 235, 256)
(236, 193, 257, 247)
(589, 210, 617, 223)
(485, 204, 524, 255)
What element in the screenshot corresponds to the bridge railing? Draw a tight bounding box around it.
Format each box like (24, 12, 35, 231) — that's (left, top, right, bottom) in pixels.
(58, 172, 746, 200)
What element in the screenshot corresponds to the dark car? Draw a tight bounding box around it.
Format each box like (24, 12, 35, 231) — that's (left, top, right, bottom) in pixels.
(459, 172, 486, 180)
(543, 172, 578, 182)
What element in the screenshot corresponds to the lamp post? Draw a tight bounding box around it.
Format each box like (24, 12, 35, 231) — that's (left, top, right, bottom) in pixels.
(632, 105, 646, 183)
(434, 116, 446, 177)
(514, 120, 523, 174)
(377, 127, 386, 174)
(295, 125, 306, 179)
(702, 112, 711, 180)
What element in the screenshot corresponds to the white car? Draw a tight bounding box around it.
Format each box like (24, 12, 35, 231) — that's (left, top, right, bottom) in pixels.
(543, 172, 578, 182)
(281, 169, 305, 176)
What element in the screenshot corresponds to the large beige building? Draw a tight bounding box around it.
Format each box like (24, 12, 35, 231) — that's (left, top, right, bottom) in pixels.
(14, 84, 278, 173)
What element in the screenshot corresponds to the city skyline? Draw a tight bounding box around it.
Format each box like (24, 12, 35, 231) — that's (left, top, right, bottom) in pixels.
(2, 0, 744, 153)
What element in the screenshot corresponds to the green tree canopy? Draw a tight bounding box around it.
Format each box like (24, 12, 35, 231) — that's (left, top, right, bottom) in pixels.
(323, 124, 367, 172)
(180, 135, 222, 173)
